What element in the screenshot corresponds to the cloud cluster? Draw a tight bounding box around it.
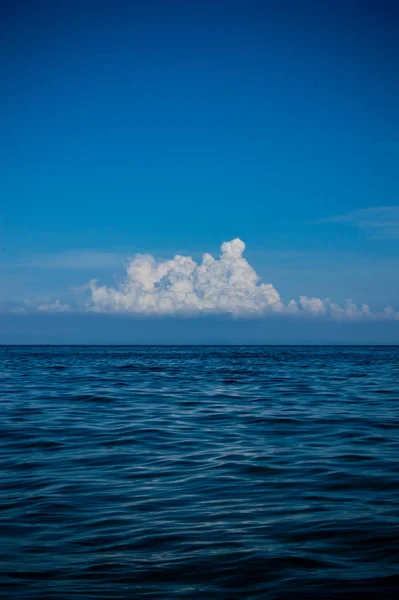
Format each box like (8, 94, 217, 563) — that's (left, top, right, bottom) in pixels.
(88, 239, 282, 315)
(86, 238, 398, 320)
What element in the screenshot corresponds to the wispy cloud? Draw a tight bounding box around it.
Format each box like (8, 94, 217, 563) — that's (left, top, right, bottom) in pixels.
(320, 206, 399, 240)
(36, 300, 71, 313)
(9, 298, 71, 314)
(20, 251, 127, 270)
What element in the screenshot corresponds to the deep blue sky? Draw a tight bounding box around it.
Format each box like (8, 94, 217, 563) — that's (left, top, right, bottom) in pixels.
(1, 0, 398, 342)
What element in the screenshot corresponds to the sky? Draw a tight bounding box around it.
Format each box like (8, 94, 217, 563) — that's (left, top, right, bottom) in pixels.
(1, 0, 398, 343)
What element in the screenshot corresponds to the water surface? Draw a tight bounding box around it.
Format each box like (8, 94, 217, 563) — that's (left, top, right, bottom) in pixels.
(1, 345, 398, 599)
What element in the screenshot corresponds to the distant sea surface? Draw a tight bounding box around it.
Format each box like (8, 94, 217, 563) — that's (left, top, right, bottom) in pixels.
(1, 345, 399, 599)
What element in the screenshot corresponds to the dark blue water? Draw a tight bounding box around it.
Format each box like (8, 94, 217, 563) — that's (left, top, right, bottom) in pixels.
(1, 346, 399, 599)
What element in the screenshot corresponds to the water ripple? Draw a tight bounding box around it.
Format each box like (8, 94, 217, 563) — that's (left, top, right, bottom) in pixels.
(0, 345, 398, 599)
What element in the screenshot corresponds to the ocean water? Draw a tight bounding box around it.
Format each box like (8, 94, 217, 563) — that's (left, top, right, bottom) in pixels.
(1, 345, 399, 600)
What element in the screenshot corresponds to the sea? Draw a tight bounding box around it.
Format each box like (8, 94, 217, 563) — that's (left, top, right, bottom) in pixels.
(1, 345, 398, 599)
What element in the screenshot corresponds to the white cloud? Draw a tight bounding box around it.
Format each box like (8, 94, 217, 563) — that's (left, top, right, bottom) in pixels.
(85, 238, 399, 320)
(299, 296, 327, 315)
(87, 238, 283, 316)
(36, 300, 71, 313)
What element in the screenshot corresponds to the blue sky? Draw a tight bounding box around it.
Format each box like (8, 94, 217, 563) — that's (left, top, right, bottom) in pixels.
(1, 0, 398, 342)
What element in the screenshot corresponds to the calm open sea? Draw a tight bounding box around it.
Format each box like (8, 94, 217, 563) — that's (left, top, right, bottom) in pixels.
(1, 345, 398, 599)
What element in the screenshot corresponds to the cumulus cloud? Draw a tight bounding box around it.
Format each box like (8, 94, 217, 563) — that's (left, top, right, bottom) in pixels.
(85, 238, 399, 320)
(87, 238, 282, 316)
